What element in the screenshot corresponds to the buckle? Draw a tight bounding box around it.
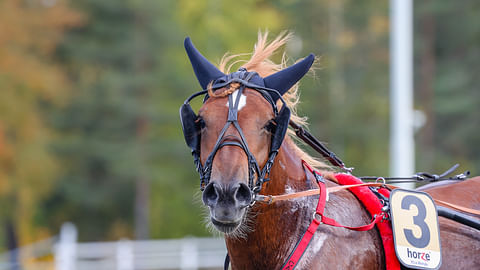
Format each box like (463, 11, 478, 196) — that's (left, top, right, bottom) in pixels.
(254, 194, 273, 205)
(313, 171, 325, 184)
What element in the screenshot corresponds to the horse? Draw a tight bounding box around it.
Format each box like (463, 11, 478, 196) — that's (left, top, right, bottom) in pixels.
(180, 32, 480, 269)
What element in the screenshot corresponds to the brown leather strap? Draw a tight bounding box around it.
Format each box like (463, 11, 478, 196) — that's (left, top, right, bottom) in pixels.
(256, 183, 480, 217)
(434, 199, 480, 216)
(255, 183, 396, 204)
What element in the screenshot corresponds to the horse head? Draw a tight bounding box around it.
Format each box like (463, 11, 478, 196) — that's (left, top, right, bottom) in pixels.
(181, 37, 314, 235)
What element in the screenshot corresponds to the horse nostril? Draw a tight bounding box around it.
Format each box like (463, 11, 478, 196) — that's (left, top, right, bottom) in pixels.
(202, 182, 219, 206)
(235, 183, 252, 207)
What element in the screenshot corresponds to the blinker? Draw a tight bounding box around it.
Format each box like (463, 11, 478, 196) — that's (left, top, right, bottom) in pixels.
(180, 103, 201, 153)
(270, 106, 291, 154)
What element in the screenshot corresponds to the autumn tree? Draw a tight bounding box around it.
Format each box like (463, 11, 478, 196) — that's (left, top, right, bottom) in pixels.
(0, 0, 82, 249)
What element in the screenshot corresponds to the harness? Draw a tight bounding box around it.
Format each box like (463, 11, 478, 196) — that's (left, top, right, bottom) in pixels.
(180, 69, 392, 269)
(181, 73, 480, 269)
(180, 68, 291, 196)
(180, 37, 479, 270)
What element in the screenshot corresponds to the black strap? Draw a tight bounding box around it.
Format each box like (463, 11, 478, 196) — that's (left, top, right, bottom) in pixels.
(224, 253, 230, 270)
(437, 206, 480, 231)
(289, 121, 351, 172)
(360, 164, 470, 183)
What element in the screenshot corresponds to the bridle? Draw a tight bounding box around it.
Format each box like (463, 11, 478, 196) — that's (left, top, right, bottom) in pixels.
(180, 68, 291, 198)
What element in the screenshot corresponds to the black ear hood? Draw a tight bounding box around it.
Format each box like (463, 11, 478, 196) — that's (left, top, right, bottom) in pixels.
(184, 37, 225, 90)
(184, 37, 314, 101)
(263, 54, 314, 101)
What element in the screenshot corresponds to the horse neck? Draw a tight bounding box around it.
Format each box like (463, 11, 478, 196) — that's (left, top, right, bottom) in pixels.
(225, 138, 385, 269)
(225, 138, 316, 268)
(261, 137, 313, 194)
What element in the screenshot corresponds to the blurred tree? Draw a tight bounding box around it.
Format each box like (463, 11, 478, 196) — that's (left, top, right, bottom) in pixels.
(2, 0, 474, 246)
(279, 0, 479, 178)
(46, 0, 287, 241)
(275, 0, 391, 176)
(48, 0, 177, 240)
(0, 0, 82, 249)
(415, 0, 480, 175)
(176, 0, 285, 55)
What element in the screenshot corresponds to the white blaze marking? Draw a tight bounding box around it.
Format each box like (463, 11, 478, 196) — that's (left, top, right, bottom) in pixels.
(226, 90, 247, 110)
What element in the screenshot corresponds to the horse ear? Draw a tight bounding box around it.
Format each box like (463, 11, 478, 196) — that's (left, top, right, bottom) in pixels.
(184, 37, 225, 90)
(264, 54, 315, 100)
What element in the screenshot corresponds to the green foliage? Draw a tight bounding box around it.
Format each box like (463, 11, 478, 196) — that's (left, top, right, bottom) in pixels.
(277, 0, 391, 176)
(46, 0, 287, 240)
(414, 0, 480, 174)
(47, 0, 197, 240)
(1, 0, 479, 246)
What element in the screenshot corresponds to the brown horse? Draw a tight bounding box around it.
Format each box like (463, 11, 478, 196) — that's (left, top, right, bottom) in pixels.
(181, 32, 480, 269)
(420, 177, 480, 269)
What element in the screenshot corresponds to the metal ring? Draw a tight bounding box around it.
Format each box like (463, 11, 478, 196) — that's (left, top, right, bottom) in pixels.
(312, 212, 322, 222)
(249, 195, 257, 207)
(375, 177, 386, 185)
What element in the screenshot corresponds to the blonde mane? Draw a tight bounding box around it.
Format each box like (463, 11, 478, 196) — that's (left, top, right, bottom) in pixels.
(218, 31, 330, 171)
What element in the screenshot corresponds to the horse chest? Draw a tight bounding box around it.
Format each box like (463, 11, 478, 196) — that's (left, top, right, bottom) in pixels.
(226, 200, 329, 269)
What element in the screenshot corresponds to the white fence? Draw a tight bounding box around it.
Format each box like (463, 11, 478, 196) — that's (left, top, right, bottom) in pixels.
(0, 223, 226, 270)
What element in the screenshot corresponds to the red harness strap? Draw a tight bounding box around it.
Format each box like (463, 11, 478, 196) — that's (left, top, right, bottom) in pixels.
(335, 173, 401, 270)
(280, 180, 326, 270)
(281, 163, 387, 270)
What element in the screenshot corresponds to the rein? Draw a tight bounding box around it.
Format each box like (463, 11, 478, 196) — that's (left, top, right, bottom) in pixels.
(256, 160, 480, 216)
(255, 183, 393, 204)
(256, 183, 480, 216)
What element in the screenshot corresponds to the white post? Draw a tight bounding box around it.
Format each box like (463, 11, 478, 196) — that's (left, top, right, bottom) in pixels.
(180, 238, 198, 270)
(116, 239, 134, 270)
(390, 0, 415, 188)
(55, 222, 77, 270)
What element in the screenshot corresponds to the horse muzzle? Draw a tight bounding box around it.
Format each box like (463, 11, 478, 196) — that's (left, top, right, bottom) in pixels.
(202, 181, 252, 233)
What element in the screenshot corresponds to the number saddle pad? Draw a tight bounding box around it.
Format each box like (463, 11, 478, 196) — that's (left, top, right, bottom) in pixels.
(389, 189, 441, 270)
(335, 173, 401, 270)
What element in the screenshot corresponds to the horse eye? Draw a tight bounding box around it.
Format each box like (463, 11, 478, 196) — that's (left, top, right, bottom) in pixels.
(264, 120, 276, 133)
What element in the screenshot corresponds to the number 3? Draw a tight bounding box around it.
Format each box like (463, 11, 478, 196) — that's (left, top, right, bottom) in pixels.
(401, 195, 430, 248)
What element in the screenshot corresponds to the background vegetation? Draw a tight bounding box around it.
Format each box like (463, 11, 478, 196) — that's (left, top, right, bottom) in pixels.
(0, 0, 478, 249)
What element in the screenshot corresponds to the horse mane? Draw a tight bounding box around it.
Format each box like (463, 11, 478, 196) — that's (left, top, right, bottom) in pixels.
(218, 31, 330, 171)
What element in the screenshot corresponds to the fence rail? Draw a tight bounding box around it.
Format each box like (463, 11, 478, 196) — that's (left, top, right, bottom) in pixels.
(0, 223, 226, 270)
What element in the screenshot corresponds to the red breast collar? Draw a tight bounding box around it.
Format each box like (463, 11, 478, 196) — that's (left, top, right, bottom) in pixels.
(335, 173, 401, 270)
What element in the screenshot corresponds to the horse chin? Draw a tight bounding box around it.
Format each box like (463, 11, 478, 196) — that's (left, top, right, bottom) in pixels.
(210, 217, 241, 234)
